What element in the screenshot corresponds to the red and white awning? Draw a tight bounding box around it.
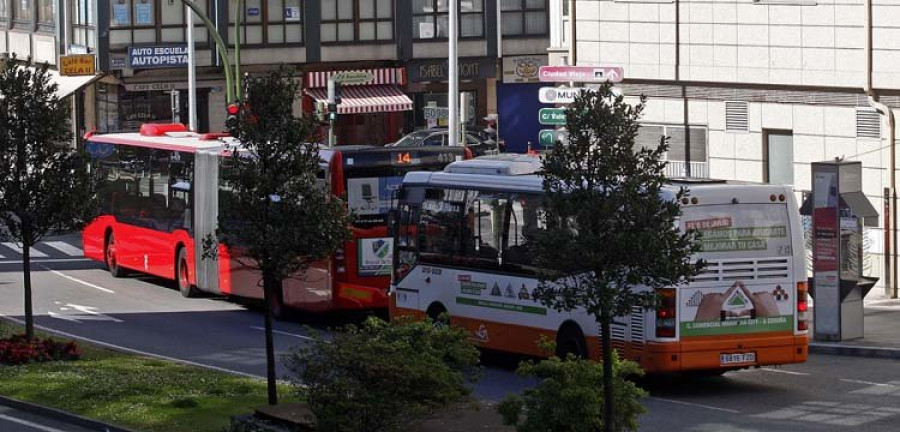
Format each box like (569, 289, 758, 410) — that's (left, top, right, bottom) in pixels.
(306, 85, 413, 115)
(305, 67, 406, 88)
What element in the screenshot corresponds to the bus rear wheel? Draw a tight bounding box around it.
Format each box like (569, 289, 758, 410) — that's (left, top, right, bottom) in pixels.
(105, 233, 125, 278)
(426, 304, 449, 329)
(556, 324, 588, 359)
(177, 248, 198, 298)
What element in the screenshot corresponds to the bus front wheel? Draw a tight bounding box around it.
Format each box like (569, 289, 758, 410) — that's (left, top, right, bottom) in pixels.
(556, 324, 588, 359)
(177, 248, 199, 298)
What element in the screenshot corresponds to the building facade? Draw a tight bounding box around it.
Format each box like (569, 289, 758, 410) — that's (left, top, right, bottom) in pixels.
(556, 0, 900, 297)
(0, 1, 550, 150)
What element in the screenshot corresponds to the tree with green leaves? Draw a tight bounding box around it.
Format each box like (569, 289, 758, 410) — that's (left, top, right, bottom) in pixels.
(0, 57, 98, 341)
(531, 83, 703, 432)
(214, 68, 351, 405)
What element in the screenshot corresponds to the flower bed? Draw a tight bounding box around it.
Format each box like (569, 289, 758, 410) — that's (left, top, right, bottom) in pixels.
(0, 334, 81, 365)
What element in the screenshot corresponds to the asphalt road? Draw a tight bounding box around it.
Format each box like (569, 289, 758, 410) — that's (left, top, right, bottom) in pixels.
(0, 405, 96, 432)
(1, 235, 899, 431)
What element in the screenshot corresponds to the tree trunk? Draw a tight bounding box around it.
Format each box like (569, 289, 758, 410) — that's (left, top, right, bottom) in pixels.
(600, 311, 614, 432)
(23, 241, 34, 341)
(262, 270, 279, 405)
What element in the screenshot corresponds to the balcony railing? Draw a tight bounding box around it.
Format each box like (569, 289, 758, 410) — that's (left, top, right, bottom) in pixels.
(665, 161, 709, 179)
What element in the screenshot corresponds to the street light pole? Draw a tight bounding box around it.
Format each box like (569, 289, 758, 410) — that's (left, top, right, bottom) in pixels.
(448, 0, 459, 147)
(186, 8, 198, 131)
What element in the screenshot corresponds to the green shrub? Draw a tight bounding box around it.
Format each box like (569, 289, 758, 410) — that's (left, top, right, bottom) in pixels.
(283, 316, 480, 432)
(498, 353, 647, 432)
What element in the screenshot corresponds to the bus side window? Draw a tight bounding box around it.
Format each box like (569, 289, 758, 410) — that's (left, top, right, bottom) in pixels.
(502, 195, 542, 272)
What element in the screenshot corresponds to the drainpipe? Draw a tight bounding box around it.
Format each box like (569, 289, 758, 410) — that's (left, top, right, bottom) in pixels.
(865, 0, 898, 298)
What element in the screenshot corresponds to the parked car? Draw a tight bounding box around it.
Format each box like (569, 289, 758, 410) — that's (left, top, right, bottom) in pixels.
(389, 128, 499, 156)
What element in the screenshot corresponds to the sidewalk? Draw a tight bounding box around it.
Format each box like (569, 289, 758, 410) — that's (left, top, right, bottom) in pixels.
(808, 295, 900, 359)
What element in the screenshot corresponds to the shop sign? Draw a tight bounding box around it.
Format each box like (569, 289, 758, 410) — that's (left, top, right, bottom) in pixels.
(502, 55, 546, 84)
(124, 82, 178, 92)
(408, 57, 496, 83)
(59, 54, 96, 76)
(538, 108, 567, 125)
(128, 45, 189, 69)
(538, 66, 624, 83)
(333, 71, 374, 85)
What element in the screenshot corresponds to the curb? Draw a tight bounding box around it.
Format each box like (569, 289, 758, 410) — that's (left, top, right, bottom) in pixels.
(809, 343, 900, 360)
(0, 395, 137, 432)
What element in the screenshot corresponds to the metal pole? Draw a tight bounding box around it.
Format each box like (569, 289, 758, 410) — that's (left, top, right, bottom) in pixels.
(448, 0, 459, 147)
(183, 0, 234, 103)
(187, 7, 198, 132)
(235, 0, 242, 101)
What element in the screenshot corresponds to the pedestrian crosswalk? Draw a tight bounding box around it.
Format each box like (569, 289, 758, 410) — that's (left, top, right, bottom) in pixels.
(0, 238, 84, 262)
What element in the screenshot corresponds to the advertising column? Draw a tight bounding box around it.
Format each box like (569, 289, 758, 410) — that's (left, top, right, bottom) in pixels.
(812, 165, 841, 341)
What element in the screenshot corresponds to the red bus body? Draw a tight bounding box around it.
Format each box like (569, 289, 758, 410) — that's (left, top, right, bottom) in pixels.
(82, 125, 470, 313)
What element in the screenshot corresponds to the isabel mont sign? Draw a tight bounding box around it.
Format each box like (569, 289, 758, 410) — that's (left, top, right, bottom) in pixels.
(128, 45, 189, 69)
(408, 57, 496, 83)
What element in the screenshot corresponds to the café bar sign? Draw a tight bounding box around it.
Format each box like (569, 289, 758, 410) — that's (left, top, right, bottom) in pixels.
(408, 57, 496, 83)
(60, 54, 96, 76)
(128, 45, 189, 69)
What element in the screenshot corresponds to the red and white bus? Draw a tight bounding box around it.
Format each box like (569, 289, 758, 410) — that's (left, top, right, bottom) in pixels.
(82, 123, 470, 316)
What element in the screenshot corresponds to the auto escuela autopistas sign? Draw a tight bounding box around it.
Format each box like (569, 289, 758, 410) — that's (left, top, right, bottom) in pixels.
(128, 45, 189, 69)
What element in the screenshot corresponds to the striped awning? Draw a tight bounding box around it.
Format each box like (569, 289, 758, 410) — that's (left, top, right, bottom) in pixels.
(306, 85, 413, 115)
(305, 68, 405, 88)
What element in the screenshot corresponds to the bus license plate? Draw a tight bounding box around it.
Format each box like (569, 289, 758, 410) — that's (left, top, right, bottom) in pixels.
(720, 352, 756, 366)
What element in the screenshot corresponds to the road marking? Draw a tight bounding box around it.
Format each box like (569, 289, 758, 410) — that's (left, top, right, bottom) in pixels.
(249, 326, 316, 342)
(0, 413, 71, 432)
(0, 314, 261, 380)
(44, 241, 83, 257)
(841, 379, 896, 387)
(648, 397, 741, 414)
(48, 303, 124, 323)
(761, 368, 810, 376)
(0, 258, 90, 264)
(2, 242, 48, 258)
(41, 266, 115, 294)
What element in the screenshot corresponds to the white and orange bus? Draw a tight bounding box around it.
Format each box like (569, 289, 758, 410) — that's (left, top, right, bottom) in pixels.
(390, 155, 809, 373)
(82, 123, 469, 317)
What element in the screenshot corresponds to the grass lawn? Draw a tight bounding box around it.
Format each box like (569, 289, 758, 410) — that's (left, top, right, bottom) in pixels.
(0, 321, 295, 432)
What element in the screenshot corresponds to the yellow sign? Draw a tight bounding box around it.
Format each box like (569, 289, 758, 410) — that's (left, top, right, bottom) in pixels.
(60, 54, 96, 76)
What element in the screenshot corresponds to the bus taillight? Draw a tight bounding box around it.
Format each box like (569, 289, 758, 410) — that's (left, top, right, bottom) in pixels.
(656, 288, 677, 338)
(335, 247, 346, 274)
(797, 281, 810, 331)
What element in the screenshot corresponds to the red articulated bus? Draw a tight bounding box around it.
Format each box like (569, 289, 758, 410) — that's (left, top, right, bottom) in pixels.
(82, 123, 471, 317)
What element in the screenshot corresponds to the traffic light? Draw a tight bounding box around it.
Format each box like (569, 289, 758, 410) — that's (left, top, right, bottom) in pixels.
(225, 101, 241, 129)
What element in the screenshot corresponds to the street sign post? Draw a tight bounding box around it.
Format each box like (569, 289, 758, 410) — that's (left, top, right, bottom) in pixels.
(538, 66, 624, 83)
(539, 86, 595, 104)
(539, 108, 567, 125)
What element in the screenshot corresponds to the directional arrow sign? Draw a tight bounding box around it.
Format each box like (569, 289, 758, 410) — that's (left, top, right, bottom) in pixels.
(539, 87, 595, 104)
(539, 108, 567, 125)
(538, 129, 569, 148)
(539, 66, 624, 83)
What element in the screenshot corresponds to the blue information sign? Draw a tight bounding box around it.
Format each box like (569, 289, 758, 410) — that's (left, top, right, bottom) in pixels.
(128, 45, 189, 69)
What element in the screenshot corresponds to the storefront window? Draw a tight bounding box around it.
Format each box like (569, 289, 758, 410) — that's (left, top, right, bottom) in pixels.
(501, 0, 547, 36)
(412, 0, 483, 39)
(14, 0, 33, 21)
(229, 0, 303, 45)
(321, 0, 393, 43)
